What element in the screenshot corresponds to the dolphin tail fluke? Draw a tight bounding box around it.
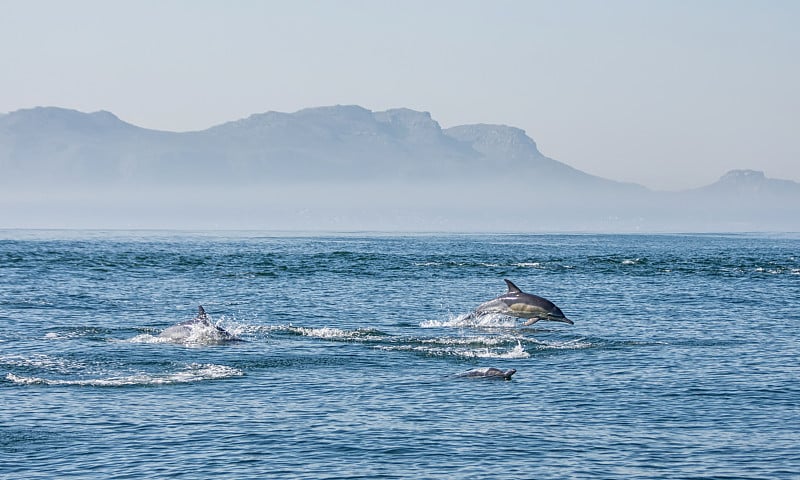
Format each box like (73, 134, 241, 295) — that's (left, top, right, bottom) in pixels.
(197, 305, 208, 319)
(504, 279, 523, 294)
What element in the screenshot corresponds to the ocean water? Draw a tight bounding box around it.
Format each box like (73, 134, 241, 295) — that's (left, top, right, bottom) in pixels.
(1, 231, 798, 479)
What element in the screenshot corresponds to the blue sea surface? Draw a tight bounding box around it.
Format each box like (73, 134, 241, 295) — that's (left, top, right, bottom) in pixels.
(1, 231, 798, 479)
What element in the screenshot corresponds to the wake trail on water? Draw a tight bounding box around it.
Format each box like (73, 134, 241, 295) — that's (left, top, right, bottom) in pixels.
(4, 312, 605, 389)
(4, 363, 243, 387)
(264, 320, 597, 359)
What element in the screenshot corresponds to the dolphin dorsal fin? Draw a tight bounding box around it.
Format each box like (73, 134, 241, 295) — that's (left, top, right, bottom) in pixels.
(504, 279, 522, 293)
(197, 305, 207, 318)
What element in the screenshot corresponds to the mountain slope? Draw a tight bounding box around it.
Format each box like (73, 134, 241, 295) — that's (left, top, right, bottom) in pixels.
(443, 124, 646, 193)
(0, 105, 627, 189)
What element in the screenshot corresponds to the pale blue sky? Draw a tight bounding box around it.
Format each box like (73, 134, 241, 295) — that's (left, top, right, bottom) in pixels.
(2, 0, 798, 190)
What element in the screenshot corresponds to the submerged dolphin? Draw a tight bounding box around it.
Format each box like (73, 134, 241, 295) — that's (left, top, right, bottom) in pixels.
(473, 279, 573, 326)
(159, 306, 235, 342)
(457, 367, 517, 380)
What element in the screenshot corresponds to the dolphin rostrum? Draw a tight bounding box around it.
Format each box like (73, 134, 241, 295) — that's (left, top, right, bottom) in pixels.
(473, 279, 573, 326)
(159, 306, 235, 342)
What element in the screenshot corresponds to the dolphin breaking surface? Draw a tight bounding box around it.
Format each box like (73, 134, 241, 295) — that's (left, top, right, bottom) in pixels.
(456, 367, 517, 380)
(472, 279, 574, 326)
(158, 306, 238, 343)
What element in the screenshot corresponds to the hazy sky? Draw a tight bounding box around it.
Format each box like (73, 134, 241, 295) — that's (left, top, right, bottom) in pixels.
(2, 0, 798, 190)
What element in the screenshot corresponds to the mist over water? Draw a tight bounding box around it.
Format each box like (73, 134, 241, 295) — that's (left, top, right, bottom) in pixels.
(5, 181, 796, 232)
(2, 232, 798, 478)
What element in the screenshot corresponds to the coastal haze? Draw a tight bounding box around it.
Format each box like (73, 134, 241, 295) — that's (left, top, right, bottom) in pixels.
(1, 105, 798, 231)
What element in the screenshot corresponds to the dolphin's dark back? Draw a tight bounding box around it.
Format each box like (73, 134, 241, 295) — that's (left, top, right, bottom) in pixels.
(499, 279, 572, 324)
(502, 279, 556, 309)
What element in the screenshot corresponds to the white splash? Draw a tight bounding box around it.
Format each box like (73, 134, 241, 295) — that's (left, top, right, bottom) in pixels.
(419, 335, 519, 347)
(473, 341, 529, 359)
(127, 334, 176, 344)
(421, 312, 517, 329)
(128, 320, 239, 345)
(377, 340, 529, 359)
(293, 326, 350, 338)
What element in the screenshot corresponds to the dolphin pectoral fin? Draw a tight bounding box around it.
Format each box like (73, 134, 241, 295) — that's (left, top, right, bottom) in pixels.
(523, 318, 541, 326)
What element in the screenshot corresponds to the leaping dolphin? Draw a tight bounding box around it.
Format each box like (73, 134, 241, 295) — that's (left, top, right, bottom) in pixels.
(473, 279, 573, 326)
(159, 306, 235, 342)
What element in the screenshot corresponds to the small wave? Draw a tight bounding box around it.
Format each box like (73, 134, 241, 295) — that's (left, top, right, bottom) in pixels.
(0, 353, 86, 373)
(44, 332, 67, 340)
(5, 363, 243, 387)
(514, 262, 544, 268)
(269, 325, 389, 342)
(421, 312, 517, 329)
(42, 327, 115, 341)
(754, 266, 785, 275)
(533, 338, 593, 350)
(622, 258, 645, 265)
(413, 261, 441, 267)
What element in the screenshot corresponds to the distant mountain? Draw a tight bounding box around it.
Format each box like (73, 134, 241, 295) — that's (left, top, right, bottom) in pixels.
(1, 105, 798, 231)
(0, 105, 636, 191)
(689, 169, 800, 198)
